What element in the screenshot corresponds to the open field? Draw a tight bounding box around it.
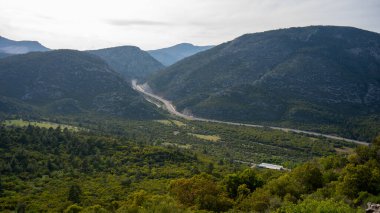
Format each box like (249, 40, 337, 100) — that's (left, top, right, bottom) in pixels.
(2, 119, 82, 131)
(188, 133, 221, 142)
(155, 119, 186, 127)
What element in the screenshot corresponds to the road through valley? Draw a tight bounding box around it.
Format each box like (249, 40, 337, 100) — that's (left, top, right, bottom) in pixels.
(132, 80, 369, 146)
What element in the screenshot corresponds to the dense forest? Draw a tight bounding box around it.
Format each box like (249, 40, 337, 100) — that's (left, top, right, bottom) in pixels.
(0, 123, 379, 212)
(148, 26, 380, 141)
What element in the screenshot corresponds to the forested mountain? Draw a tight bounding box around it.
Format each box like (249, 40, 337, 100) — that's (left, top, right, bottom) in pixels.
(88, 46, 164, 81)
(148, 26, 380, 141)
(0, 50, 161, 119)
(0, 36, 50, 56)
(148, 43, 214, 66)
(0, 52, 10, 59)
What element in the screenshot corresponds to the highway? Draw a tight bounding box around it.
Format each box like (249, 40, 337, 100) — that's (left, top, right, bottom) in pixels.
(132, 80, 370, 146)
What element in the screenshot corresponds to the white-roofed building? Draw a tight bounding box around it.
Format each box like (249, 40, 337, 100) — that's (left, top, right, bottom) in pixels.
(256, 163, 284, 170)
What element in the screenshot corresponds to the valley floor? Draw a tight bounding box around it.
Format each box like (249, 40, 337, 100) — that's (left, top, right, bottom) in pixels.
(132, 80, 369, 146)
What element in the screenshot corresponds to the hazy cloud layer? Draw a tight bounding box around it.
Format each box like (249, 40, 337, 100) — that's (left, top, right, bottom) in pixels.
(107, 19, 170, 26)
(0, 0, 379, 50)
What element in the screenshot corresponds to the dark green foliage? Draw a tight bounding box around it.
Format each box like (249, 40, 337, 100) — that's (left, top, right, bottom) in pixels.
(0, 50, 162, 119)
(224, 169, 263, 198)
(149, 26, 380, 141)
(68, 184, 82, 203)
(88, 46, 164, 81)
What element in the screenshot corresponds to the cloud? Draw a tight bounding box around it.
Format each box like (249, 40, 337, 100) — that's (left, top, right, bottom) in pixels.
(1, 0, 379, 50)
(106, 19, 170, 27)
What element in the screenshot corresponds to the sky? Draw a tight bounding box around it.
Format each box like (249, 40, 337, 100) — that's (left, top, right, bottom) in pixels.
(1, 0, 379, 50)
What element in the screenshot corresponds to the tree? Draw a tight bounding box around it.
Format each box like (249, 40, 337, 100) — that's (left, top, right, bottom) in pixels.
(338, 163, 372, 198)
(292, 162, 323, 193)
(68, 184, 82, 204)
(170, 173, 233, 211)
(0, 179, 3, 196)
(207, 162, 214, 174)
(224, 169, 263, 198)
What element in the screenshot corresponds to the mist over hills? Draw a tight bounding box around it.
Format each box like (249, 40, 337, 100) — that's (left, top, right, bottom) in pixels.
(0, 36, 50, 57)
(0, 50, 161, 119)
(148, 43, 214, 66)
(148, 26, 380, 140)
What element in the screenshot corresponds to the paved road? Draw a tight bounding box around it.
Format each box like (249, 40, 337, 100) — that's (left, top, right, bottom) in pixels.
(132, 80, 369, 146)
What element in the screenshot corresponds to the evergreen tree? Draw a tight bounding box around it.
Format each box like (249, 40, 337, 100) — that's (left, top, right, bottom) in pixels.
(68, 184, 82, 204)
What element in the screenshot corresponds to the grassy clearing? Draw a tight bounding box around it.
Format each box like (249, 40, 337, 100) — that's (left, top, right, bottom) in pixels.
(2, 119, 81, 131)
(154, 120, 173, 126)
(188, 133, 221, 142)
(335, 147, 354, 154)
(161, 142, 192, 149)
(155, 120, 187, 127)
(171, 120, 186, 127)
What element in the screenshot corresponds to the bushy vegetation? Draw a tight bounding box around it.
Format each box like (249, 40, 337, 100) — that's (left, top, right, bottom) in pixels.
(0, 125, 212, 212)
(0, 121, 378, 212)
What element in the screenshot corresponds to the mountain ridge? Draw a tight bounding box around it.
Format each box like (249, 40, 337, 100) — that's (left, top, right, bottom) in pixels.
(0, 49, 161, 119)
(148, 43, 214, 66)
(0, 35, 50, 56)
(148, 25, 380, 140)
(88, 45, 164, 81)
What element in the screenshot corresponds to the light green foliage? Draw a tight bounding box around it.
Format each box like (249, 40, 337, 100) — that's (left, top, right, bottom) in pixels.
(3, 119, 81, 131)
(187, 133, 220, 142)
(155, 119, 187, 127)
(0, 121, 378, 212)
(64, 204, 83, 213)
(169, 173, 234, 211)
(235, 137, 380, 212)
(278, 199, 360, 213)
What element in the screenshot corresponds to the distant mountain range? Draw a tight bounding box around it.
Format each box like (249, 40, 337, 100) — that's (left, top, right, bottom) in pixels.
(0, 36, 49, 57)
(148, 26, 380, 140)
(0, 50, 161, 119)
(87, 46, 164, 81)
(148, 43, 214, 66)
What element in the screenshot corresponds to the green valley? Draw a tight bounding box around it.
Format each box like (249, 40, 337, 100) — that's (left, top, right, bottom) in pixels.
(0, 14, 379, 212)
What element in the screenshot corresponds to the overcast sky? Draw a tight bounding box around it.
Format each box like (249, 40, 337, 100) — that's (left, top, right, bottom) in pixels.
(1, 0, 379, 50)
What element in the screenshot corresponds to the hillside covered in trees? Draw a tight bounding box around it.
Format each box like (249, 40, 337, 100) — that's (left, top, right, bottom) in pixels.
(0, 123, 379, 212)
(148, 26, 380, 141)
(0, 50, 162, 119)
